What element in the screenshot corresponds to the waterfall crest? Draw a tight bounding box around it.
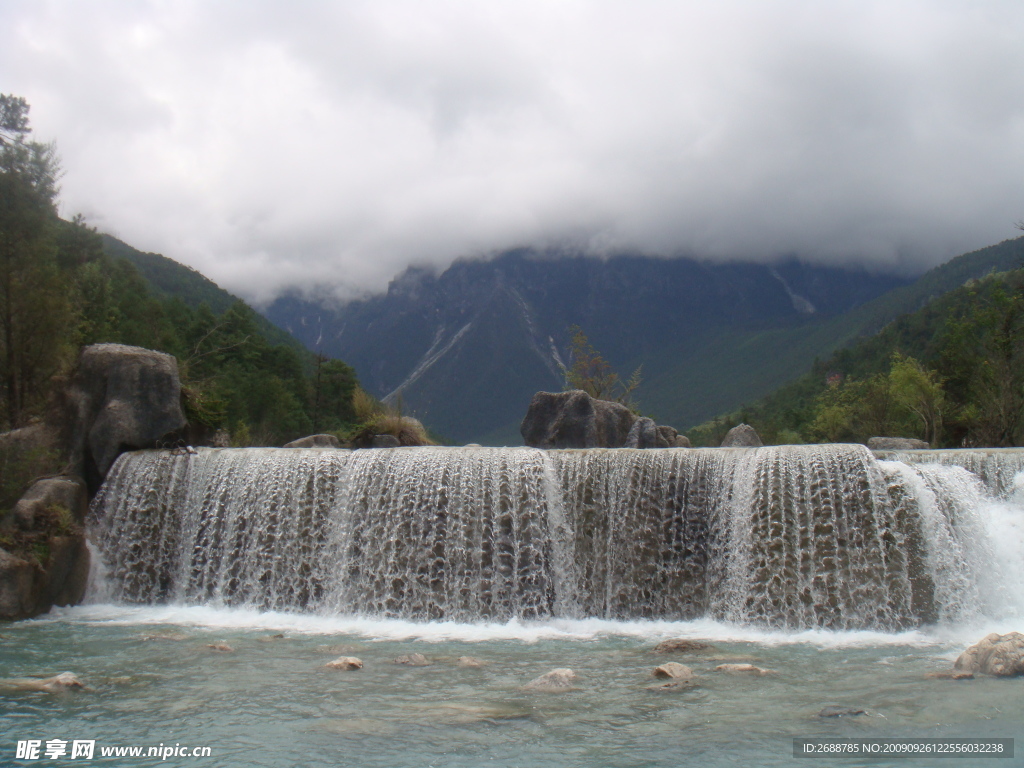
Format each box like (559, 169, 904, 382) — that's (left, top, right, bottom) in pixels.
(88, 444, 1024, 629)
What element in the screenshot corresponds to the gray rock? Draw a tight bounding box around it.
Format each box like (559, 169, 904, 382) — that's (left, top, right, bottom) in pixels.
(371, 434, 402, 449)
(673, 434, 692, 448)
(624, 417, 666, 448)
(283, 434, 342, 449)
(656, 426, 683, 447)
(10, 476, 88, 530)
(720, 423, 763, 447)
(523, 668, 577, 691)
(67, 344, 186, 488)
(457, 656, 487, 668)
(521, 390, 636, 448)
(867, 437, 930, 450)
(954, 632, 1024, 677)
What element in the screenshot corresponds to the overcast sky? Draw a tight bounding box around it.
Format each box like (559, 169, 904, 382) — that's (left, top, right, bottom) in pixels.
(3, 0, 1024, 303)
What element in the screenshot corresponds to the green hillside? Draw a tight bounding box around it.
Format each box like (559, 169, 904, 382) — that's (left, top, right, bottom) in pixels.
(102, 234, 302, 353)
(650, 237, 1024, 436)
(689, 256, 1024, 448)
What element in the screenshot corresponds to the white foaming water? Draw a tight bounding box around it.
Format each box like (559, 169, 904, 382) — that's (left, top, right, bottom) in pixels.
(86, 445, 1024, 633)
(40, 602, 951, 648)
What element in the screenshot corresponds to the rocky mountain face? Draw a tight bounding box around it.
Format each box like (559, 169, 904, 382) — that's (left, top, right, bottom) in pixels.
(263, 251, 909, 444)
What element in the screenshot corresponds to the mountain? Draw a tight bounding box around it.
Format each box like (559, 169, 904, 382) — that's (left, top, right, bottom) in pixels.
(263, 251, 911, 444)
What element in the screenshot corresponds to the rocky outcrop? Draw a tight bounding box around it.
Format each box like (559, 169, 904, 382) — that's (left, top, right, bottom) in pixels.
(0, 535, 89, 620)
(9, 476, 88, 530)
(67, 344, 187, 489)
(954, 633, 1024, 676)
(720, 423, 763, 447)
(0, 475, 91, 620)
(521, 390, 689, 449)
(283, 434, 342, 449)
(867, 437, 930, 450)
(522, 390, 636, 448)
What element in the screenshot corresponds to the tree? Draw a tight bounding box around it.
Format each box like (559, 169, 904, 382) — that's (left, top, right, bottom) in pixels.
(888, 354, 945, 446)
(563, 325, 642, 407)
(0, 95, 73, 428)
(941, 284, 1024, 446)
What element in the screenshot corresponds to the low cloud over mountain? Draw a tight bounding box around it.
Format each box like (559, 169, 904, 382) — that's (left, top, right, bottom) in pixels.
(4, 1, 1024, 302)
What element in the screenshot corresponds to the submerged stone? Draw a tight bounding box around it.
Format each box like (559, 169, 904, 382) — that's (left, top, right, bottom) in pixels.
(0, 672, 85, 693)
(653, 639, 711, 654)
(818, 706, 866, 718)
(715, 663, 776, 676)
(325, 656, 363, 670)
(652, 662, 693, 680)
(394, 653, 430, 666)
(523, 668, 577, 691)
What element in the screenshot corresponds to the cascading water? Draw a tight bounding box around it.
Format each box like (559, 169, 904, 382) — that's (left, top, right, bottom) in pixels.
(87, 444, 1024, 630)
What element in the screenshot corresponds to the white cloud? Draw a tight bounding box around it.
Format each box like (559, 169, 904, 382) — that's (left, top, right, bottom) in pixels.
(3, 0, 1024, 302)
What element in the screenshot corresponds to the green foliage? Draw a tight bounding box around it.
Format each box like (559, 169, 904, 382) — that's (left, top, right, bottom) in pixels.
(690, 268, 1024, 448)
(42, 503, 79, 536)
(0, 95, 76, 428)
(0, 440, 60, 516)
(564, 325, 643, 408)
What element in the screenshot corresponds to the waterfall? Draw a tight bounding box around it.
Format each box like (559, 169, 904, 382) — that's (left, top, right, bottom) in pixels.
(88, 444, 1024, 630)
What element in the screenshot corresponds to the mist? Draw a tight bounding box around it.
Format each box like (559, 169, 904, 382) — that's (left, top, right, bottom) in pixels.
(4, 0, 1024, 303)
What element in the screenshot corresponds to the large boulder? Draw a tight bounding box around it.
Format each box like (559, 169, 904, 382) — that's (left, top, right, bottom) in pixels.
(867, 437, 930, 451)
(954, 633, 1024, 676)
(0, 535, 88, 620)
(521, 390, 636, 448)
(522, 668, 577, 691)
(67, 344, 187, 489)
(720, 423, 763, 447)
(9, 476, 88, 530)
